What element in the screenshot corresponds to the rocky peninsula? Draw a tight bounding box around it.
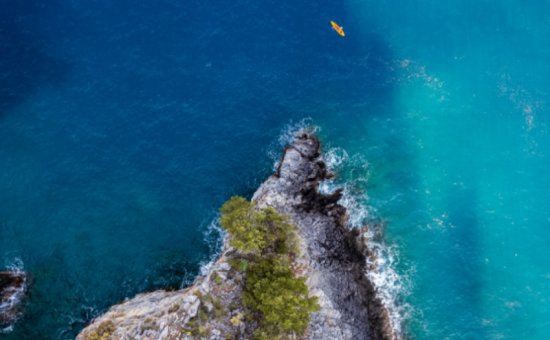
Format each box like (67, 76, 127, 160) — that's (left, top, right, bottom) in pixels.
(78, 131, 395, 340)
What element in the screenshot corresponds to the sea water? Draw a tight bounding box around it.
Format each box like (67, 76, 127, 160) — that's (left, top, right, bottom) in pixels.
(1, 0, 550, 339)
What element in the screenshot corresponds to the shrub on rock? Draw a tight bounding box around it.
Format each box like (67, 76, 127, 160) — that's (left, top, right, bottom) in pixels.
(219, 196, 319, 339)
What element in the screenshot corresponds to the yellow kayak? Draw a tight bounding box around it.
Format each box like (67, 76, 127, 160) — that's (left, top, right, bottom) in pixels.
(330, 20, 345, 37)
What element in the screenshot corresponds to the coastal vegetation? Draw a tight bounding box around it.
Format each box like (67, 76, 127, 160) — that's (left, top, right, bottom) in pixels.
(220, 196, 319, 339)
(84, 320, 115, 340)
(77, 133, 380, 340)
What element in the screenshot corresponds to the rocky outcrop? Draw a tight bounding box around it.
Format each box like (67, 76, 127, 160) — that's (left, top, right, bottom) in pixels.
(77, 251, 245, 340)
(252, 132, 393, 340)
(78, 130, 395, 340)
(0, 271, 27, 332)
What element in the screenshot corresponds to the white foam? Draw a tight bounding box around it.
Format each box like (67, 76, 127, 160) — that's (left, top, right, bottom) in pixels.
(269, 129, 411, 336)
(277, 117, 318, 147)
(1, 258, 27, 334)
(269, 118, 318, 170)
(320, 147, 411, 338)
(4, 257, 24, 273)
(320, 148, 373, 228)
(0, 325, 14, 334)
(365, 238, 412, 337)
(197, 216, 225, 280)
(322, 147, 349, 169)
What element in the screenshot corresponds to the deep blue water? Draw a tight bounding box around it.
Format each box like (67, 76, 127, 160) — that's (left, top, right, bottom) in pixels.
(2, 1, 550, 339)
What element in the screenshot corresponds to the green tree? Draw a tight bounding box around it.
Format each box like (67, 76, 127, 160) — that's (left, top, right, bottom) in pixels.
(243, 257, 320, 338)
(219, 196, 320, 339)
(219, 196, 267, 253)
(219, 197, 296, 255)
(254, 207, 297, 256)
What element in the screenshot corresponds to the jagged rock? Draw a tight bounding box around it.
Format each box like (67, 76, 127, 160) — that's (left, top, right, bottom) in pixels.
(0, 271, 27, 332)
(77, 130, 396, 340)
(252, 131, 394, 340)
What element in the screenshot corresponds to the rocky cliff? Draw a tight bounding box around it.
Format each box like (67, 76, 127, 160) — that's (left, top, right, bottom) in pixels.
(77, 131, 395, 340)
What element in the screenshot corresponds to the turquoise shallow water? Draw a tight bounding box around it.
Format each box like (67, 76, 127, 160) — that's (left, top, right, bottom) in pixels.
(338, 1, 550, 338)
(1, 0, 550, 339)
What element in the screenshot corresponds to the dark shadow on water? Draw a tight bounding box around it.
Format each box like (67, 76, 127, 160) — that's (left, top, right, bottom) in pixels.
(0, 0, 70, 117)
(444, 183, 485, 337)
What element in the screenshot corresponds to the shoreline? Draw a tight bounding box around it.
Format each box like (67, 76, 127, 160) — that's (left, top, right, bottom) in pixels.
(78, 130, 398, 339)
(252, 131, 396, 339)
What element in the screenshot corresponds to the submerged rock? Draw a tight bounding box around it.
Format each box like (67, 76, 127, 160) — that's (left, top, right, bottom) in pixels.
(78, 130, 396, 340)
(0, 271, 27, 332)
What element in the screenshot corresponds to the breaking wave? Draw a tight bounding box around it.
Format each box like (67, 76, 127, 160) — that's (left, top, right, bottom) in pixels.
(198, 215, 225, 279)
(268, 117, 318, 169)
(266, 121, 411, 336)
(1, 258, 26, 334)
(320, 146, 411, 338)
(3, 257, 24, 274)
